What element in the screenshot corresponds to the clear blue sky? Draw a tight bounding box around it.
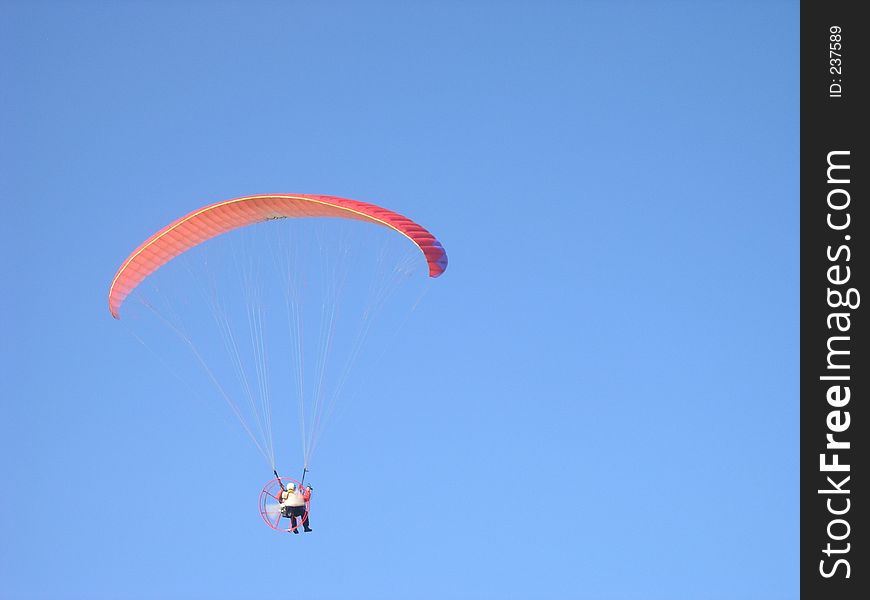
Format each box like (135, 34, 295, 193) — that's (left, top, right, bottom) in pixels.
(1, 2, 798, 599)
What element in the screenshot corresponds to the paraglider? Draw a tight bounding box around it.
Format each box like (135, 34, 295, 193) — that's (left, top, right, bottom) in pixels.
(109, 194, 447, 534)
(108, 194, 447, 319)
(260, 475, 311, 533)
(279, 482, 313, 533)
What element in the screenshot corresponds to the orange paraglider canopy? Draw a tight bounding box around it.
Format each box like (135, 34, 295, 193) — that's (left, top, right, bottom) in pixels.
(108, 194, 448, 318)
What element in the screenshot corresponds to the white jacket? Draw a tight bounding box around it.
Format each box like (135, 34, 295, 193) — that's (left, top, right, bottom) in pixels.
(280, 490, 307, 508)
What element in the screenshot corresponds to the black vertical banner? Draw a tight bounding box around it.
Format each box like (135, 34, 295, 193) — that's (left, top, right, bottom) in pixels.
(802, 1, 868, 598)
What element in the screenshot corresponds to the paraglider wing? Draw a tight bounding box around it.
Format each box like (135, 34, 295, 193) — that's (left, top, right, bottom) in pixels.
(108, 194, 448, 318)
